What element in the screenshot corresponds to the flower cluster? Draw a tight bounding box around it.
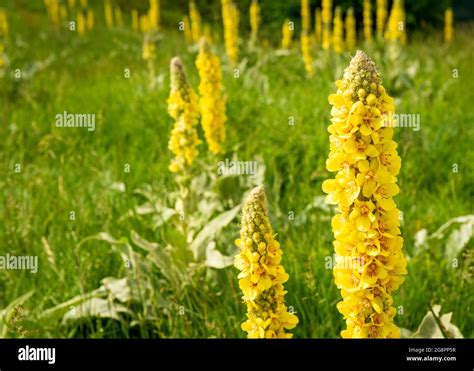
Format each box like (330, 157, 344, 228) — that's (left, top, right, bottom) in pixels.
(249, 0, 260, 41)
(148, 0, 160, 32)
(300, 30, 313, 76)
(235, 186, 299, 338)
(314, 8, 322, 44)
(142, 37, 156, 61)
(167, 57, 201, 173)
(322, 51, 407, 338)
(132, 10, 139, 32)
(444, 8, 453, 43)
(363, 0, 372, 42)
(195, 38, 227, 154)
(345, 7, 356, 51)
(87, 8, 94, 31)
(115, 6, 123, 28)
(77, 10, 86, 36)
(332, 6, 344, 54)
(301, 0, 311, 32)
(385, 0, 406, 44)
(322, 0, 332, 50)
(281, 19, 293, 49)
(376, 0, 387, 38)
(45, 0, 60, 29)
(0, 9, 8, 37)
(189, 1, 202, 44)
(104, 0, 113, 28)
(221, 0, 239, 64)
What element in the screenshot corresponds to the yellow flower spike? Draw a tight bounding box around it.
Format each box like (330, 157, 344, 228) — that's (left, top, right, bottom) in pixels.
(281, 18, 293, 49)
(104, 0, 114, 28)
(86, 8, 94, 31)
(148, 0, 160, 32)
(182, 16, 193, 44)
(195, 37, 227, 154)
(142, 37, 156, 61)
(301, 0, 311, 32)
(0, 9, 8, 38)
(77, 10, 86, 36)
(321, 0, 332, 50)
(332, 6, 344, 54)
(444, 8, 453, 43)
(249, 0, 260, 41)
(115, 6, 123, 28)
(189, 1, 202, 43)
(376, 0, 387, 38)
(235, 186, 299, 339)
(314, 8, 322, 44)
(140, 14, 150, 33)
(363, 0, 372, 42)
(323, 51, 407, 338)
(300, 30, 313, 76)
(167, 57, 201, 173)
(345, 7, 356, 51)
(385, 0, 406, 44)
(221, 0, 239, 64)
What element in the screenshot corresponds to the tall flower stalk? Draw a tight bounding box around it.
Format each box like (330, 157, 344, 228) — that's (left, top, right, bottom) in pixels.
(363, 0, 372, 42)
(376, 0, 387, 38)
(300, 30, 313, 75)
(345, 7, 356, 51)
(235, 186, 299, 338)
(281, 19, 293, 50)
(195, 37, 227, 154)
(167, 57, 200, 173)
(249, 0, 260, 42)
(444, 7, 453, 43)
(314, 8, 322, 45)
(148, 0, 160, 32)
(332, 6, 343, 54)
(321, 0, 332, 50)
(221, 0, 239, 64)
(301, 0, 310, 32)
(385, 0, 406, 44)
(322, 51, 407, 338)
(189, 0, 202, 43)
(104, 0, 113, 28)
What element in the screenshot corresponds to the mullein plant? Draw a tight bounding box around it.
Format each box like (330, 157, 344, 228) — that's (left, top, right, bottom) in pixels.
(140, 14, 150, 33)
(376, 0, 387, 38)
(77, 10, 86, 36)
(332, 6, 344, 54)
(345, 7, 356, 51)
(182, 16, 193, 45)
(149, 0, 160, 32)
(300, 30, 313, 76)
(221, 0, 239, 64)
(444, 8, 453, 43)
(195, 37, 227, 154)
(280, 19, 293, 50)
(322, 50, 407, 338)
(315, 8, 322, 45)
(363, 0, 373, 42)
(167, 57, 201, 173)
(131, 10, 139, 32)
(104, 0, 114, 28)
(0, 9, 8, 37)
(301, 0, 311, 32)
(235, 186, 299, 338)
(249, 0, 260, 43)
(385, 0, 406, 44)
(115, 6, 123, 28)
(321, 0, 332, 50)
(87, 7, 94, 31)
(189, 1, 202, 44)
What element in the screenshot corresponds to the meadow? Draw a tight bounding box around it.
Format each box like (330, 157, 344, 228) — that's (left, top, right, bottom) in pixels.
(0, 0, 473, 339)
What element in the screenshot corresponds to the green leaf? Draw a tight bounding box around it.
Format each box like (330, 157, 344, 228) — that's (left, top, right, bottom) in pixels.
(444, 221, 472, 260)
(205, 241, 235, 269)
(130, 230, 159, 252)
(412, 305, 464, 339)
(190, 205, 241, 261)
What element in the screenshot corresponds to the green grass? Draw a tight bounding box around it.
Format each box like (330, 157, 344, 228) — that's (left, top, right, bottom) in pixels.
(0, 5, 473, 339)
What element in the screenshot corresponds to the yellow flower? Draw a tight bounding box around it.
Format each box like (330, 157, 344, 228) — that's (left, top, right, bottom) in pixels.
(249, 0, 260, 41)
(235, 186, 299, 338)
(314, 8, 322, 44)
(86, 8, 94, 30)
(131, 9, 139, 32)
(221, 0, 239, 64)
(376, 0, 387, 38)
(195, 37, 227, 154)
(300, 30, 313, 76)
(0, 9, 8, 38)
(281, 19, 293, 49)
(363, 0, 372, 41)
(77, 10, 86, 36)
(385, 0, 406, 44)
(332, 6, 344, 54)
(167, 57, 201, 172)
(301, 0, 311, 32)
(444, 8, 453, 43)
(323, 51, 407, 338)
(104, 0, 113, 28)
(115, 6, 123, 27)
(345, 7, 356, 50)
(142, 37, 156, 61)
(321, 0, 332, 50)
(189, 1, 202, 43)
(148, 0, 160, 32)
